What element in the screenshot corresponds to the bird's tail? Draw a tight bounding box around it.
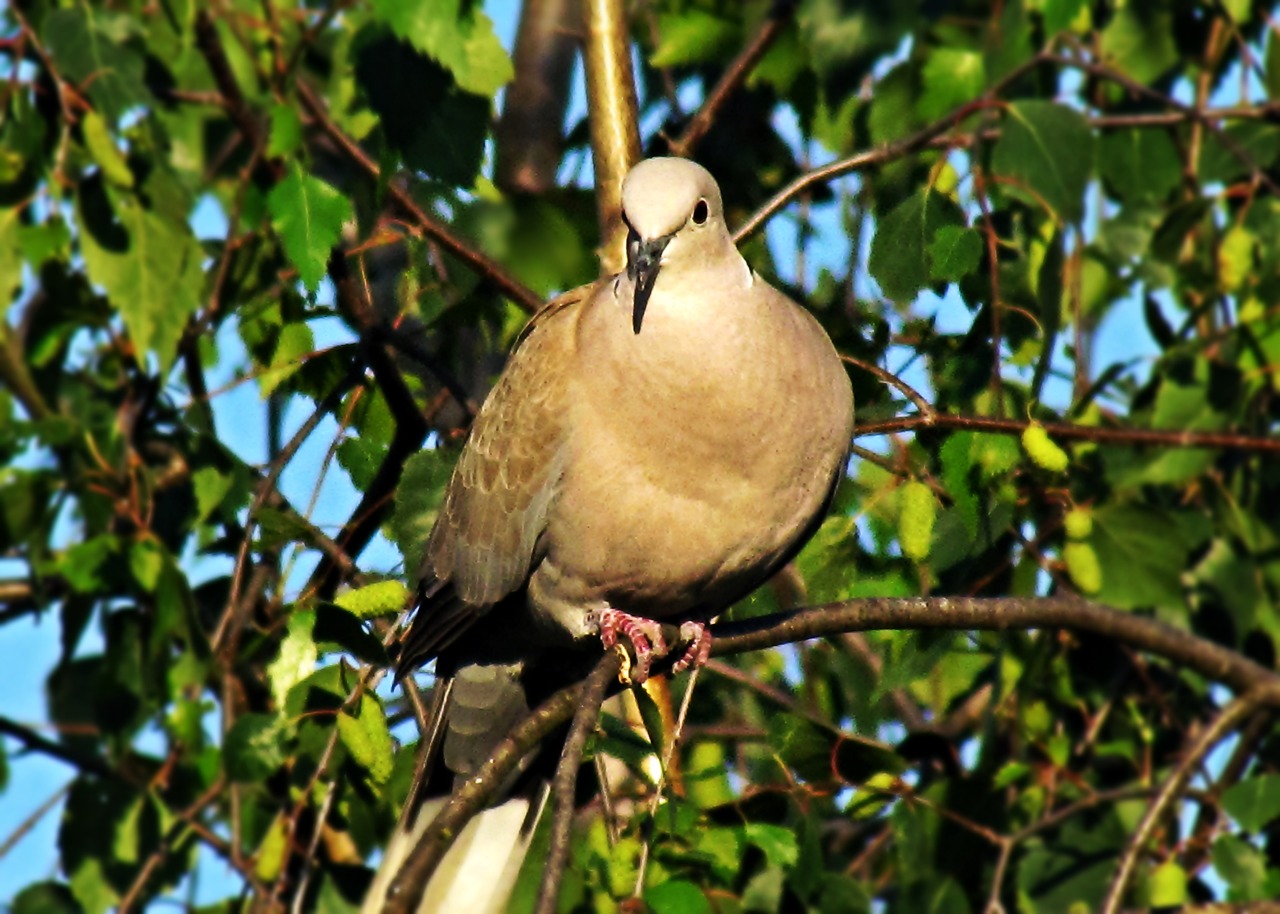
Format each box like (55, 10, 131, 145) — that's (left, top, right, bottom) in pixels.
(360, 790, 546, 914)
(362, 661, 544, 914)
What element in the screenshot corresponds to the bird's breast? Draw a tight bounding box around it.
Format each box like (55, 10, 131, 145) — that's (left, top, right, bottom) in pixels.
(534, 282, 851, 618)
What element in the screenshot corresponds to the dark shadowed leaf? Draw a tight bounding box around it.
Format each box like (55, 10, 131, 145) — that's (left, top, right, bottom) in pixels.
(992, 100, 1093, 224)
(869, 189, 964, 301)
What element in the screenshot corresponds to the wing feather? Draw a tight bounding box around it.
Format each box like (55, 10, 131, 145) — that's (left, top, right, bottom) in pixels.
(398, 285, 592, 671)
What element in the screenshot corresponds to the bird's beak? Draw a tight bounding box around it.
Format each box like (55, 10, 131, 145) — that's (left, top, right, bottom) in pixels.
(627, 235, 670, 334)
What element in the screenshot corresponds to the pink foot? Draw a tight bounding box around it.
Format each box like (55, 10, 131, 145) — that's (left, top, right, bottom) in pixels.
(672, 621, 712, 673)
(590, 608, 668, 684)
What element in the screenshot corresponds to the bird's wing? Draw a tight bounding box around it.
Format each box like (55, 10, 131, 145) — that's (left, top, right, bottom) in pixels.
(396, 284, 592, 671)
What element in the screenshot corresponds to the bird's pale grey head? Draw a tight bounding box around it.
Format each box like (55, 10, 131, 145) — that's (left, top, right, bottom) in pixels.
(620, 158, 727, 334)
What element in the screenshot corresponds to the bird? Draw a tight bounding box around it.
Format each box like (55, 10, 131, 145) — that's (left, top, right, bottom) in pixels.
(368, 157, 854, 914)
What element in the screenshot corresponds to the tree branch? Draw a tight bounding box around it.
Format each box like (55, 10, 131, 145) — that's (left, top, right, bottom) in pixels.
(582, 0, 642, 273)
(667, 0, 798, 158)
(382, 652, 621, 914)
(534, 653, 615, 914)
(712, 596, 1280, 697)
(853, 411, 1280, 455)
(294, 79, 543, 314)
(1100, 690, 1276, 914)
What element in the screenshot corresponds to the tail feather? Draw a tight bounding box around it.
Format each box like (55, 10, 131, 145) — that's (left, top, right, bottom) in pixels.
(361, 791, 545, 914)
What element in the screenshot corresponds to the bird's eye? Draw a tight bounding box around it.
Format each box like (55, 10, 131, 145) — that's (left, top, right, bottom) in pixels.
(692, 199, 708, 225)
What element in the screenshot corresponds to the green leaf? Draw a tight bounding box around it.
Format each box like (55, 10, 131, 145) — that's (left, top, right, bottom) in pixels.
(918, 49, 985, 121)
(314, 603, 388, 664)
(645, 879, 712, 914)
(78, 181, 204, 373)
(927, 225, 982, 282)
(390, 448, 458, 576)
(1221, 773, 1280, 832)
(1193, 538, 1270, 641)
(334, 580, 410, 618)
(685, 741, 734, 809)
(128, 537, 164, 592)
(356, 32, 491, 186)
(869, 189, 964, 301)
(257, 320, 314, 399)
(267, 103, 303, 158)
(993, 761, 1030, 788)
(224, 713, 288, 782)
(1042, 0, 1089, 35)
(1087, 505, 1208, 612)
(1211, 834, 1270, 900)
(1100, 7, 1177, 85)
(992, 100, 1094, 224)
(80, 111, 133, 188)
(742, 823, 800, 869)
(652, 10, 739, 68)
(337, 693, 394, 784)
(267, 610, 317, 713)
(1098, 128, 1181, 204)
(254, 815, 289, 883)
(12, 883, 84, 914)
(42, 9, 151, 123)
(370, 0, 513, 96)
(69, 858, 117, 914)
(55, 535, 120, 594)
(192, 467, 235, 523)
(1266, 32, 1280, 100)
(267, 162, 351, 293)
(1200, 123, 1280, 185)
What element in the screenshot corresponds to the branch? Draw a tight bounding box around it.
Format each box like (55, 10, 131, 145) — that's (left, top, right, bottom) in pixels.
(534, 654, 615, 914)
(1050, 41, 1280, 198)
(382, 653, 621, 914)
(710, 596, 1280, 698)
(730, 39, 1280, 243)
(1100, 690, 1275, 914)
(0, 324, 53, 421)
(0, 716, 117, 780)
(303, 252, 433, 600)
(582, 0, 642, 273)
(293, 79, 543, 314)
(381, 593, 1278, 914)
(853, 412, 1280, 455)
(732, 48, 1053, 242)
(493, 0, 582, 194)
(667, 1, 798, 158)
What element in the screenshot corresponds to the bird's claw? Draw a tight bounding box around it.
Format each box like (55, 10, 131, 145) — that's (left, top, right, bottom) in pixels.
(672, 621, 712, 673)
(591, 607, 666, 684)
(590, 610, 712, 685)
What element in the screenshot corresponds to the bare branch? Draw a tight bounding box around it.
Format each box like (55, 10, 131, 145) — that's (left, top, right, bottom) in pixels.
(1101, 690, 1276, 914)
(534, 654, 615, 914)
(668, 1, 798, 158)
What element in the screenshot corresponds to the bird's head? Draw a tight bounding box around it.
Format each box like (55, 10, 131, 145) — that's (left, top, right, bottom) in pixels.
(620, 157, 730, 334)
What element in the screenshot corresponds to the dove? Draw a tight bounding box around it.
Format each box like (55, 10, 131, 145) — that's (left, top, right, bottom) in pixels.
(372, 157, 854, 914)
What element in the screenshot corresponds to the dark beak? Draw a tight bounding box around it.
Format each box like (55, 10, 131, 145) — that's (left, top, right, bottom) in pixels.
(627, 235, 670, 334)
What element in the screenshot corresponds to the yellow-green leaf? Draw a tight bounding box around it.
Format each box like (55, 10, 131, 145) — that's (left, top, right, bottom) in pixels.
(334, 580, 410, 618)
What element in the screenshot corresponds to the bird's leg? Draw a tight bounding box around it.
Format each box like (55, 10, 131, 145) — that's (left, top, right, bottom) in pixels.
(672, 621, 712, 673)
(589, 607, 668, 685)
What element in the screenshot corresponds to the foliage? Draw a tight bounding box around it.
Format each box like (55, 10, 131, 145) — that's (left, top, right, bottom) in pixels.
(2, 1, 1280, 912)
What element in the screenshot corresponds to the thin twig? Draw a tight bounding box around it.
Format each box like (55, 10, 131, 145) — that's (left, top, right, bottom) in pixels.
(732, 48, 1055, 242)
(294, 80, 542, 313)
(668, 1, 798, 158)
(1100, 689, 1276, 914)
(0, 781, 71, 862)
(632, 665, 703, 898)
(534, 654, 616, 914)
(853, 412, 1280, 454)
(384, 653, 621, 914)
